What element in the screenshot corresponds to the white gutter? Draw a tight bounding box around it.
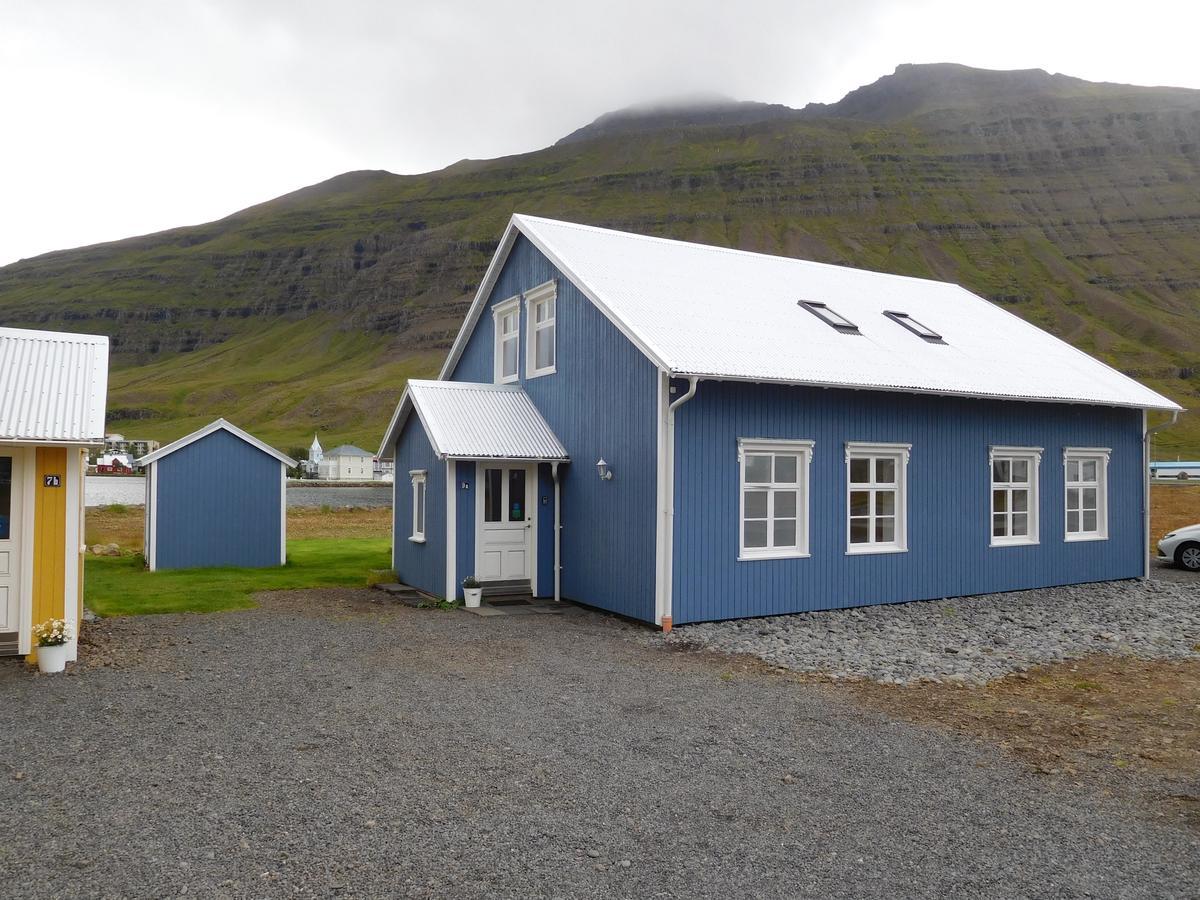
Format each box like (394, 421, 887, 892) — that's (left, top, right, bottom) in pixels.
(1144, 409, 1180, 578)
(659, 375, 699, 631)
(551, 461, 561, 603)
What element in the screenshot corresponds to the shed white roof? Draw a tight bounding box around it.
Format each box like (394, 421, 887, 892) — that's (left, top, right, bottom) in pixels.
(382, 380, 568, 461)
(440, 215, 1179, 411)
(0, 326, 110, 443)
(138, 419, 297, 467)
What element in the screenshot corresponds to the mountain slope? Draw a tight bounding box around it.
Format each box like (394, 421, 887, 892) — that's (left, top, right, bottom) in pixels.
(2, 63, 1198, 453)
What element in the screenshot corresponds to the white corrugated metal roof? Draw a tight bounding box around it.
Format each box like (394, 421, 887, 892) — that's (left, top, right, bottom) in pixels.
(138, 419, 297, 467)
(440, 215, 1179, 411)
(0, 326, 110, 443)
(383, 380, 568, 461)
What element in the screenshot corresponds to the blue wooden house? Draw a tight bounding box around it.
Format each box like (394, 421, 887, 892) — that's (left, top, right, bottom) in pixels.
(139, 419, 296, 572)
(380, 215, 1181, 628)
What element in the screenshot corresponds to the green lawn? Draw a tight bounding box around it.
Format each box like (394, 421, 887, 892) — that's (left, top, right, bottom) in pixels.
(84, 538, 392, 617)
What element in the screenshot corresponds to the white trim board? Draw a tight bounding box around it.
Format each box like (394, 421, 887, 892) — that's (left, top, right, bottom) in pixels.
(138, 418, 297, 467)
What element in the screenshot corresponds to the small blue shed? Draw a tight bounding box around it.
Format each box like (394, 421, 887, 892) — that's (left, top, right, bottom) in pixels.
(138, 419, 296, 572)
(379, 215, 1182, 629)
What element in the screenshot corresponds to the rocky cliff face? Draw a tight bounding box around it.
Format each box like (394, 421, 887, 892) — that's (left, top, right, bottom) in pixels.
(2, 64, 1198, 449)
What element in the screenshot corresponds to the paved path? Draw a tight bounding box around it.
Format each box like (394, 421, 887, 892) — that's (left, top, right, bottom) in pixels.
(1, 591, 1197, 898)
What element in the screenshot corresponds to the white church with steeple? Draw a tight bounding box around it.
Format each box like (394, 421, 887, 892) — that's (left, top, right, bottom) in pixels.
(301, 434, 324, 476)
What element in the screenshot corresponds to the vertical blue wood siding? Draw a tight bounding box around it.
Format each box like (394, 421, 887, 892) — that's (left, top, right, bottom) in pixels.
(392, 416, 445, 598)
(153, 429, 283, 570)
(671, 380, 1145, 624)
(447, 236, 659, 621)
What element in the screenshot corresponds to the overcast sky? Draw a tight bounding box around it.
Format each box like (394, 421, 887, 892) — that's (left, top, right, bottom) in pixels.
(2, 0, 1199, 266)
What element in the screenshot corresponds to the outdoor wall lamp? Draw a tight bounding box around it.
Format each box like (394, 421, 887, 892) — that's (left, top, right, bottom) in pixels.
(596, 458, 613, 481)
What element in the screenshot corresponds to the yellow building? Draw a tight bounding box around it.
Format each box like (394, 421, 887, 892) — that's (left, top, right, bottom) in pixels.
(0, 327, 109, 663)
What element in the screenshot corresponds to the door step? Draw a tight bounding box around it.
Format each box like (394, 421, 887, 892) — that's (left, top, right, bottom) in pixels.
(480, 579, 532, 600)
(0, 632, 19, 657)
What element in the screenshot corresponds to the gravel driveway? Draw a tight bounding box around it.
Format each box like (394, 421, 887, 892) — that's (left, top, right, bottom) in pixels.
(1, 590, 1198, 898)
(672, 567, 1199, 685)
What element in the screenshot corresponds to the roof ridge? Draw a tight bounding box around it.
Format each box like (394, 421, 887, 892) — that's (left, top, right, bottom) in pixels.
(513, 214, 963, 292)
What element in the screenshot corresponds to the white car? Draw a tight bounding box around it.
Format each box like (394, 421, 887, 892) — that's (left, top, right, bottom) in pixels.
(1158, 524, 1200, 571)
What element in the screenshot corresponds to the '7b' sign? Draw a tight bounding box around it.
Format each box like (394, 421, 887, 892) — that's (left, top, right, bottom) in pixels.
(43, 474, 61, 487)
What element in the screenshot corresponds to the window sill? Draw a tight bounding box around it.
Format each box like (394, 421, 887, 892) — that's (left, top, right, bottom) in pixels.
(845, 545, 908, 556)
(495, 374, 519, 386)
(408, 536, 426, 544)
(990, 538, 1038, 548)
(1065, 533, 1108, 543)
(738, 551, 810, 562)
(525, 365, 556, 380)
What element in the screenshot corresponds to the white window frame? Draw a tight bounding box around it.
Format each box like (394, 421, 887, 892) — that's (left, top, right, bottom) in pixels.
(737, 438, 814, 560)
(845, 442, 910, 555)
(1063, 448, 1110, 542)
(409, 469, 427, 543)
(492, 296, 520, 384)
(524, 280, 557, 379)
(989, 446, 1042, 547)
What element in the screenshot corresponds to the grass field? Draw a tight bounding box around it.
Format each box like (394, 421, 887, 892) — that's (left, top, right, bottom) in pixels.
(84, 538, 391, 617)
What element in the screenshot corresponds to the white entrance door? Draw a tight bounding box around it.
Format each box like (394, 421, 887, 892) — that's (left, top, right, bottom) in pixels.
(0, 452, 22, 635)
(477, 463, 533, 581)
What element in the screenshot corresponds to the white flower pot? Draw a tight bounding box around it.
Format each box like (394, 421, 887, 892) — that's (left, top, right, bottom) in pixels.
(463, 587, 483, 608)
(37, 643, 69, 674)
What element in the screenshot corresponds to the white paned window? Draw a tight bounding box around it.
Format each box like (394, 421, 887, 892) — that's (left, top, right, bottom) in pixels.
(409, 470, 427, 543)
(493, 297, 520, 384)
(990, 446, 1042, 546)
(738, 439, 813, 560)
(1064, 448, 1110, 541)
(846, 443, 910, 553)
(524, 281, 557, 378)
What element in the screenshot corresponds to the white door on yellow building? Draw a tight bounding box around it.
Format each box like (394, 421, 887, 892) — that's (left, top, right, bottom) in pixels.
(0, 452, 22, 637)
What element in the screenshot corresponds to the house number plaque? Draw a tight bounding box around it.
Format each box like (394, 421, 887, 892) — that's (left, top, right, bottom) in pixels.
(43, 474, 61, 487)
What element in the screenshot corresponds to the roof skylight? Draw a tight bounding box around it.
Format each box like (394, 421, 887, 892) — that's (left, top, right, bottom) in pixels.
(798, 300, 859, 334)
(884, 310, 944, 343)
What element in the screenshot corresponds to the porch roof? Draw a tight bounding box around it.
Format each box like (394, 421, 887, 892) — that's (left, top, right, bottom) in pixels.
(386, 380, 569, 461)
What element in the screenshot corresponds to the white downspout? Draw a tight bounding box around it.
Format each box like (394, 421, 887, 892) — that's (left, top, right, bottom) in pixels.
(1144, 408, 1180, 578)
(661, 376, 699, 632)
(552, 461, 561, 603)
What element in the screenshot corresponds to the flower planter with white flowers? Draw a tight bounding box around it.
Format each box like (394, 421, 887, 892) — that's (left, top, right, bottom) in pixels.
(462, 576, 483, 608)
(33, 618, 73, 674)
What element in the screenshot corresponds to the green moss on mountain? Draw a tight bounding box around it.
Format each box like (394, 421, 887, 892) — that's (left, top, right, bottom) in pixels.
(3, 64, 1198, 453)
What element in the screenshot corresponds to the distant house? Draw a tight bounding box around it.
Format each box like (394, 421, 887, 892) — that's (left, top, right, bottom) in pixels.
(138, 419, 295, 571)
(1150, 460, 1200, 480)
(0, 326, 109, 662)
(379, 215, 1180, 628)
(318, 444, 373, 481)
(94, 453, 134, 474)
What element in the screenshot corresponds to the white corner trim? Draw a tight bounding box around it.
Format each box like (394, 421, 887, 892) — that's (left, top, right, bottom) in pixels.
(17, 447, 34, 655)
(279, 464, 287, 565)
(64, 449, 81, 660)
(445, 460, 456, 602)
(148, 460, 159, 572)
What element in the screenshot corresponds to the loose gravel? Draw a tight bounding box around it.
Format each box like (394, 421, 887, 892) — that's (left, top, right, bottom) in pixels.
(671, 567, 1200, 685)
(1, 589, 1197, 897)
